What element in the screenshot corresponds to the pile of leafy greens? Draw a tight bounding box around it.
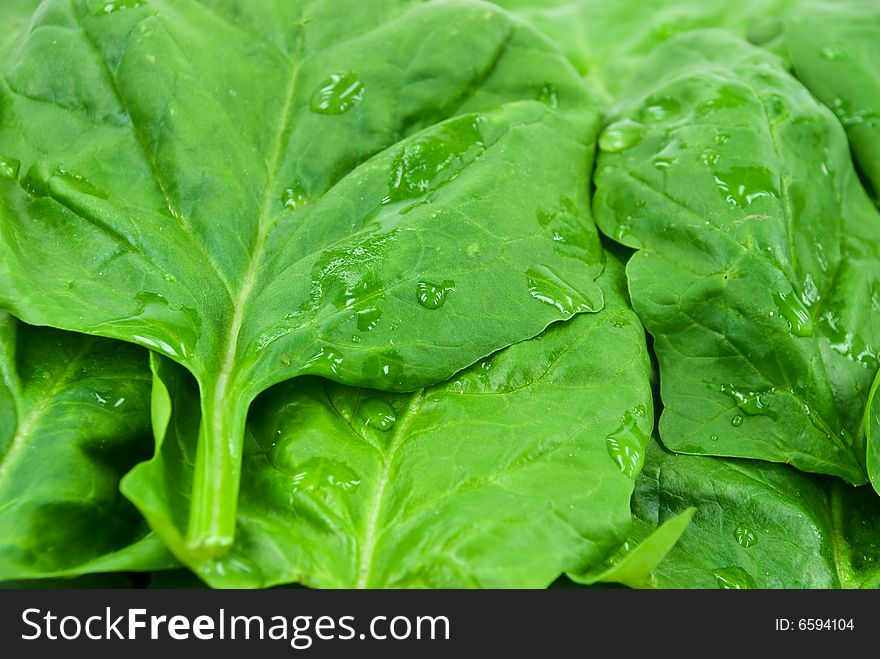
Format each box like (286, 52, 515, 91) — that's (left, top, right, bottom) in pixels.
(0, 0, 878, 589)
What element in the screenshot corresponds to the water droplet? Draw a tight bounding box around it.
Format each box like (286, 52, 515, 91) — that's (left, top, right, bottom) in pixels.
(538, 83, 558, 108)
(163, 273, 177, 283)
(363, 349, 404, 386)
(713, 566, 755, 589)
(359, 398, 397, 432)
(734, 524, 757, 548)
(356, 306, 381, 332)
(773, 291, 813, 337)
(713, 166, 778, 207)
(598, 119, 645, 153)
(306, 232, 396, 317)
(820, 46, 845, 60)
(652, 156, 675, 170)
(801, 274, 820, 307)
(292, 457, 361, 493)
(699, 149, 721, 166)
(300, 347, 344, 376)
(731, 414, 744, 427)
(113, 397, 125, 408)
(605, 410, 648, 478)
(714, 133, 731, 145)
(88, 0, 145, 16)
(0, 156, 20, 180)
(386, 115, 484, 203)
(55, 168, 108, 199)
(710, 434, 719, 441)
(639, 96, 681, 123)
(526, 265, 597, 315)
(310, 72, 364, 115)
(94, 392, 108, 406)
(720, 384, 775, 417)
(828, 97, 880, 127)
(281, 180, 308, 210)
(416, 280, 455, 310)
(696, 84, 749, 115)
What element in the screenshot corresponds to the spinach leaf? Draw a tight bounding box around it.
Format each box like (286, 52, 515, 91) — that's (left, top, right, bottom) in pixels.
(491, 0, 792, 102)
(630, 439, 880, 588)
(594, 30, 880, 487)
(0, 313, 175, 581)
(122, 255, 651, 587)
(785, 0, 880, 204)
(0, 0, 42, 45)
(569, 507, 694, 588)
(0, 0, 604, 556)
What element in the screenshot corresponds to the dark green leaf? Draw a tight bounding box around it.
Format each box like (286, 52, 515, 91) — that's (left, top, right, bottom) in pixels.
(594, 30, 880, 487)
(0, 313, 175, 580)
(631, 439, 880, 588)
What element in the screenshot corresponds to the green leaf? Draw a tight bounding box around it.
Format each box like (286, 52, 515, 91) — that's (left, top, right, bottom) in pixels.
(491, 0, 792, 102)
(0, 0, 605, 556)
(0, 0, 42, 46)
(122, 255, 652, 587)
(785, 0, 880, 204)
(569, 507, 694, 588)
(0, 313, 175, 580)
(594, 30, 880, 487)
(632, 439, 880, 588)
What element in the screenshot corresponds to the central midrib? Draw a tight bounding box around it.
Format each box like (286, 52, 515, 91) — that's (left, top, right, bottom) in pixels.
(209, 41, 304, 424)
(0, 339, 96, 487)
(355, 389, 426, 588)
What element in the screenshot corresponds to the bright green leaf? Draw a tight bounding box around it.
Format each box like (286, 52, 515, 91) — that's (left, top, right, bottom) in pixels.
(123, 256, 651, 587)
(594, 30, 880, 487)
(569, 507, 694, 589)
(785, 0, 880, 205)
(0, 0, 604, 556)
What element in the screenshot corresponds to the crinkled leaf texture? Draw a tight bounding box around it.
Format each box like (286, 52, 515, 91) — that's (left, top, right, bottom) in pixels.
(0, 0, 604, 555)
(594, 30, 880, 487)
(785, 0, 880, 204)
(491, 0, 791, 102)
(631, 439, 880, 588)
(0, 313, 175, 581)
(122, 256, 652, 588)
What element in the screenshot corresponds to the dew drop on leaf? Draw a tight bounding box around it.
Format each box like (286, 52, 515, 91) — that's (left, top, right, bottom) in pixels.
(300, 347, 344, 376)
(415, 280, 455, 310)
(773, 291, 813, 337)
(598, 119, 645, 153)
(538, 83, 558, 108)
(639, 96, 681, 123)
(605, 410, 648, 478)
(309, 72, 365, 115)
(88, 0, 145, 16)
(734, 524, 757, 548)
(526, 265, 597, 315)
(713, 566, 755, 589)
(359, 398, 397, 432)
(713, 166, 778, 207)
(281, 180, 308, 210)
(291, 458, 361, 494)
(820, 46, 845, 60)
(731, 414, 744, 427)
(0, 156, 20, 180)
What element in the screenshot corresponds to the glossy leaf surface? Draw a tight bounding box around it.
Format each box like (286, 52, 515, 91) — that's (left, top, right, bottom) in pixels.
(123, 257, 651, 587)
(0, 0, 604, 555)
